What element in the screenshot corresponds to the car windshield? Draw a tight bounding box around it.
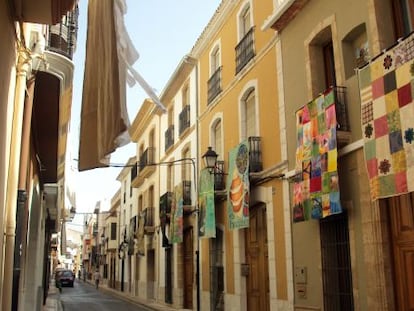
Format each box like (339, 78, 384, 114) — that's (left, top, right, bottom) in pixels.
(62, 271, 72, 277)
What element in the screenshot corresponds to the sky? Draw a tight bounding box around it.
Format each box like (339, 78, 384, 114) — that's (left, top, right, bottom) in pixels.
(67, 0, 222, 222)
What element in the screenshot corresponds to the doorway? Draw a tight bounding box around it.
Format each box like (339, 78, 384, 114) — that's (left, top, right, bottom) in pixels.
(385, 192, 414, 310)
(245, 204, 270, 311)
(183, 228, 194, 309)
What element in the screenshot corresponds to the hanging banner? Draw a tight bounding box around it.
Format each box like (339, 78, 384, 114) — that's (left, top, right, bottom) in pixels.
(136, 210, 146, 256)
(160, 192, 172, 248)
(128, 216, 136, 255)
(293, 88, 342, 222)
(357, 33, 414, 200)
(198, 168, 216, 238)
(227, 141, 250, 230)
(169, 184, 183, 243)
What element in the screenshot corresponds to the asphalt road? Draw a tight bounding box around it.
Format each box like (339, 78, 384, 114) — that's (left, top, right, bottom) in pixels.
(60, 279, 153, 311)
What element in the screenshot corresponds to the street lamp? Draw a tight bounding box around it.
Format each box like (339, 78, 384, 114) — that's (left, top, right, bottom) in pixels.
(202, 146, 218, 173)
(118, 236, 128, 292)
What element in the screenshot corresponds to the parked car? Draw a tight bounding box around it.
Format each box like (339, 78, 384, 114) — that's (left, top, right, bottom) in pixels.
(56, 269, 74, 287)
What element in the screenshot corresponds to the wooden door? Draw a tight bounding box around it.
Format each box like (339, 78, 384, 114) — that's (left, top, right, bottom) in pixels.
(245, 204, 270, 311)
(183, 228, 193, 309)
(388, 192, 414, 310)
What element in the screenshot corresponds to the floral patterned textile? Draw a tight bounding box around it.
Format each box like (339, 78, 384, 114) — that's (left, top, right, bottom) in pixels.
(358, 33, 414, 200)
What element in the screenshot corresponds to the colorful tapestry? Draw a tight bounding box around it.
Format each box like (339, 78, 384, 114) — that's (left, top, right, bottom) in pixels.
(169, 184, 183, 243)
(198, 168, 216, 238)
(227, 141, 250, 230)
(293, 88, 342, 222)
(357, 33, 414, 200)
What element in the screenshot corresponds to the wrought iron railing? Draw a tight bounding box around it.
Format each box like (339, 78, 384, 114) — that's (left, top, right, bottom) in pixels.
(139, 147, 155, 172)
(214, 161, 226, 191)
(235, 27, 255, 74)
(182, 180, 192, 206)
(248, 136, 262, 172)
(46, 5, 79, 60)
(179, 105, 191, 135)
(160, 192, 173, 222)
(131, 162, 137, 181)
(208, 66, 222, 104)
(165, 125, 174, 151)
(144, 207, 154, 227)
(333, 86, 350, 132)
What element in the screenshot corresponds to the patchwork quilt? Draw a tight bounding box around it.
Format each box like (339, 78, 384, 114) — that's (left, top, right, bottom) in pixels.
(358, 33, 414, 200)
(293, 88, 342, 222)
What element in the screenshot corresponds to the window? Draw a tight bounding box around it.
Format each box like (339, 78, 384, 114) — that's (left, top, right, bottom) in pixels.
(240, 87, 257, 140)
(123, 181, 126, 203)
(111, 223, 117, 240)
(168, 106, 174, 126)
(165, 107, 175, 150)
(182, 148, 192, 181)
(138, 195, 143, 213)
(212, 119, 223, 160)
(208, 44, 222, 104)
(342, 23, 368, 79)
(167, 163, 174, 192)
(148, 186, 154, 207)
(391, 0, 414, 39)
(323, 41, 337, 89)
(182, 85, 190, 108)
(236, 2, 255, 73)
(307, 26, 337, 97)
(211, 45, 221, 74)
(240, 4, 251, 38)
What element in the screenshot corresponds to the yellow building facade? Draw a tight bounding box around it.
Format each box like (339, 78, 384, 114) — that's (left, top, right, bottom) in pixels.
(193, 0, 292, 309)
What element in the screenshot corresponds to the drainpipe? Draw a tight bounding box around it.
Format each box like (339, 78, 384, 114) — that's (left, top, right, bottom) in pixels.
(2, 43, 31, 311)
(194, 59, 200, 311)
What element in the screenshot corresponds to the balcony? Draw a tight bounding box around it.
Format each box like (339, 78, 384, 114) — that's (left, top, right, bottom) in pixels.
(144, 207, 155, 235)
(332, 86, 351, 147)
(213, 160, 227, 201)
(160, 192, 173, 224)
(165, 125, 174, 151)
(46, 6, 79, 60)
(131, 147, 156, 188)
(235, 27, 255, 74)
(208, 66, 222, 104)
(182, 180, 192, 207)
(179, 105, 191, 136)
(248, 136, 263, 173)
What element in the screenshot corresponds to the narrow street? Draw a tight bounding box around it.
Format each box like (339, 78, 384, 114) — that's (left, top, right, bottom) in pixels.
(60, 279, 153, 311)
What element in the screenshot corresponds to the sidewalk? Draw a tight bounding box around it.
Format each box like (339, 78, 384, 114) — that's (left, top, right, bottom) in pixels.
(42, 279, 62, 311)
(42, 278, 190, 311)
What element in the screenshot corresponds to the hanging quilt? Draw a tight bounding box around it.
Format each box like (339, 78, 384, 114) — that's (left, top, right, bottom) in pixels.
(227, 141, 250, 230)
(293, 88, 342, 222)
(198, 168, 216, 238)
(357, 33, 414, 200)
